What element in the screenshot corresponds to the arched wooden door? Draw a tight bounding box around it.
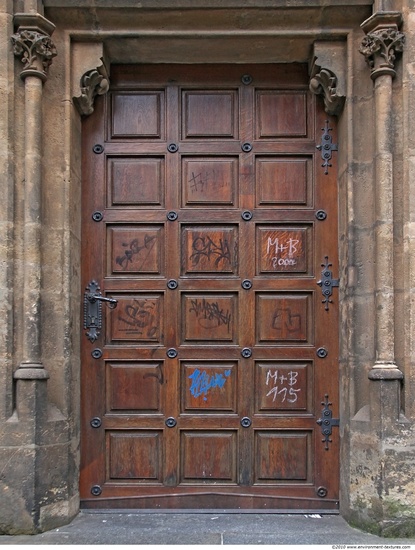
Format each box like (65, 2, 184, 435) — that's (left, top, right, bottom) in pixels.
(80, 64, 339, 510)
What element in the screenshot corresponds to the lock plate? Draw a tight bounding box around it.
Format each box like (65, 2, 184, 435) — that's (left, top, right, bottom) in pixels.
(84, 280, 118, 343)
(84, 281, 102, 343)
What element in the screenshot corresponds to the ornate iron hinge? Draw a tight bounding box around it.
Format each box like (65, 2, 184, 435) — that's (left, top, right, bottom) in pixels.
(316, 394, 339, 450)
(316, 120, 338, 174)
(317, 256, 339, 311)
(84, 280, 117, 343)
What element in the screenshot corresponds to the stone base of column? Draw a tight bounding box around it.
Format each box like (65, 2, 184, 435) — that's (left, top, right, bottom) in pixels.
(0, 365, 78, 535)
(0, 440, 79, 534)
(346, 363, 415, 536)
(14, 362, 49, 422)
(368, 363, 404, 436)
(14, 362, 49, 378)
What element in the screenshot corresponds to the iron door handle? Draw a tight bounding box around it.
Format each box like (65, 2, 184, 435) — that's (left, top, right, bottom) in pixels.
(84, 280, 118, 343)
(87, 294, 118, 308)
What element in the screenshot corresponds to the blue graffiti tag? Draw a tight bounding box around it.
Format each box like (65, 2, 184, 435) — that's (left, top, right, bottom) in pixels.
(189, 369, 231, 401)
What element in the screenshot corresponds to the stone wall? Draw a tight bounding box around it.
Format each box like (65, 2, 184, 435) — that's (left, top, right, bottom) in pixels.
(1, 0, 415, 536)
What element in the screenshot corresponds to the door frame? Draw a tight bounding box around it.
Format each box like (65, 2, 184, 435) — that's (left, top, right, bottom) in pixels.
(65, 8, 368, 519)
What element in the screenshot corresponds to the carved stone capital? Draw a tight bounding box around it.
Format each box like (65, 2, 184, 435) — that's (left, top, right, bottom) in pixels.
(309, 41, 346, 116)
(359, 12, 405, 80)
(11, 13, 57, 82)
(12, 30, 57, 82)
(72, 42, 110, 116)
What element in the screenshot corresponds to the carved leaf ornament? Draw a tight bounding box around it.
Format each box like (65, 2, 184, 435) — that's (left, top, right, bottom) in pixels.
(359, 28, 405, 72)
(11, 30, 57, 80)
(309, 68, 345, 116)
(75, 69, 110, 116)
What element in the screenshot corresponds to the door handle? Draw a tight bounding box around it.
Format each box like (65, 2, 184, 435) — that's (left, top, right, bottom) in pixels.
(86, 293, 118, 308)
(84, 280, 118, 343)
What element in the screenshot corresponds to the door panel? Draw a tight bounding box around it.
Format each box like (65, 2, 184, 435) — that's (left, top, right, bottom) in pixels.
(81, 64, 339, 510)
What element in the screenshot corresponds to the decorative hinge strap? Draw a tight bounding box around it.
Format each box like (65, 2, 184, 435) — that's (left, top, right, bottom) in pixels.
(316, 394, 339, 451)
(317, 256, 339, 311)
(316, 120, 338, 175)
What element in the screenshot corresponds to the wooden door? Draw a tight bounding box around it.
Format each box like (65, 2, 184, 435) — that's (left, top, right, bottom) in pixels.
(80, 64, 339, 510)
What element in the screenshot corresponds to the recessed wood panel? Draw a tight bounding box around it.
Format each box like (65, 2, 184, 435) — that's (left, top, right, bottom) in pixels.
(182, 91, 238, 138)
(182, 157, 238, 206)
(182, 362, 237, 411)
(254, 431, 311, 482)
(181, 431, 237, 483)
(108, 431, 162, 480)
(108, 294, 163, 343)
(256, 293, 312, 344)
(108, 226, 164, 274)
(111, 92, 164, 138)
(107, 362, 163, 412)
(182, 226, 238, 274)
(256, 157, 311, 206)
(256, 91, 307, 138)
(182, 293, 236, 343)
(255, 361, 311, 412)
(108, 157, 164, 206)
(256, 225, 311, 274)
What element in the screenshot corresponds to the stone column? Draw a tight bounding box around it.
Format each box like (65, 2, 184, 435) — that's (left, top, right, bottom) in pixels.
(359, 12, 404, 397)
(11, 14, 56, 406)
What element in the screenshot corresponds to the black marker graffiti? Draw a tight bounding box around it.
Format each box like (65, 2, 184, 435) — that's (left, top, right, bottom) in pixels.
(118, 299, 158, 338)
(115, 234, 157, 271)
(188, 169, 229, 194)
(189, 298, 231, 332)
(190, 236, 231, 268)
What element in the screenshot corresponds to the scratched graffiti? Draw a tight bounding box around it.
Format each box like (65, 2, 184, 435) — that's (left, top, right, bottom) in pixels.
(189, 368, 231, 401)
(189, 298, 231, 332)
(260, 229, 307, 273)
(272, 307, 301, 335)
(117, 299, 158, 338)
(265, 368, 301, 403)
(188, 169, 229, 194)
(190, 235, 232, 268)
(115, 234, 157, 271)
(267, 235, 299, 268)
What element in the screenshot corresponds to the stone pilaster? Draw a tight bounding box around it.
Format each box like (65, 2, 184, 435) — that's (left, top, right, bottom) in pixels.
(0, 11, 72, 535)
(11, 13, 56, 380)
(359, 11, 404, 377)
(346, 11, 410, 536)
